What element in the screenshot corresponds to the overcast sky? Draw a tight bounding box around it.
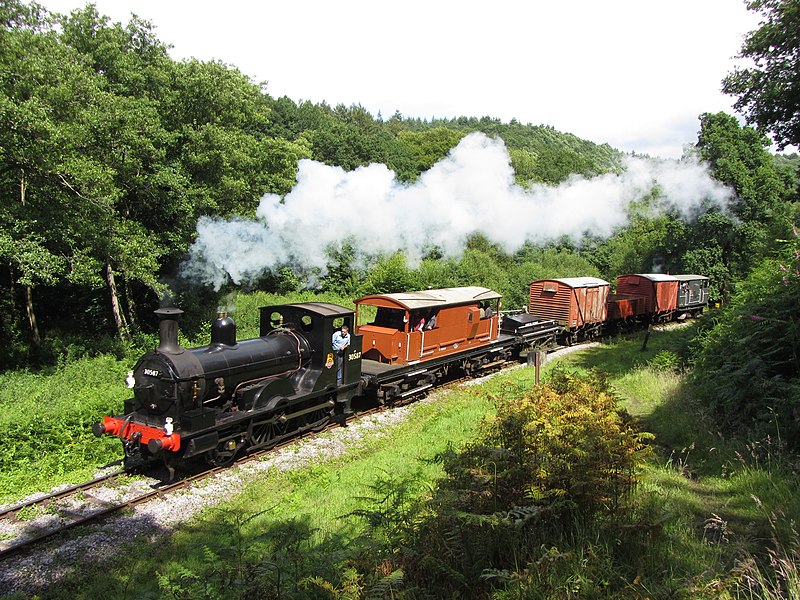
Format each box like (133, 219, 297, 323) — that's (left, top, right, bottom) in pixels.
(38, 0, 766, 159)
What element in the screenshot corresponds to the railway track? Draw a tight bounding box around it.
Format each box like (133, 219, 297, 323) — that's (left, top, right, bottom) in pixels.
(0, 404, 390, 562)
(0, 348, 577, 563)
(0, 470, 125, 522)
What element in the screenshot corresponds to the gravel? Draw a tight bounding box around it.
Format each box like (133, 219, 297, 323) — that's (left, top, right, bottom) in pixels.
(0, 405, 414, 596)
(0, 344, 606, 596)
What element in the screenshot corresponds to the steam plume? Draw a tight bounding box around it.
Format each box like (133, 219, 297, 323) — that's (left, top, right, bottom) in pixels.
(183, 133, 731, 289)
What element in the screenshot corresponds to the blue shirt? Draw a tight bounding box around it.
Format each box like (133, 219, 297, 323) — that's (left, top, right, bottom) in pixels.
(332, 330, 350, 353)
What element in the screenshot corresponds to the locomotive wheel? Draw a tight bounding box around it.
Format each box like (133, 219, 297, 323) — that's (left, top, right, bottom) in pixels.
(250, 417, 293, 451)
(208, 442, 242, 467)
(304, 406, 332, 432)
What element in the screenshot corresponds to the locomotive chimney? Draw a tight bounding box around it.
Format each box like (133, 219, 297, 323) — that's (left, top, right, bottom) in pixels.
(155, 307, 184, 354)
(211, 310, 237, 347)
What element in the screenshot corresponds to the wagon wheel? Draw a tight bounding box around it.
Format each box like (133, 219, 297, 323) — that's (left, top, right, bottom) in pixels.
(463, 359, 479, 378)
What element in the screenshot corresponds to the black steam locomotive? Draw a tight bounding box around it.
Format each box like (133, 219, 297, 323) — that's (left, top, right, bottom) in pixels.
(94, 303, 363, 472)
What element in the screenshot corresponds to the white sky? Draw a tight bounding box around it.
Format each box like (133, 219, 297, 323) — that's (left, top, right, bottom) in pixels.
(38, 0, 766, 159)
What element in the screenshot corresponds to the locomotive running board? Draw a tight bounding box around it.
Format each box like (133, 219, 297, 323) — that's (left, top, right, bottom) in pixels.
(252, 399, 335, 424)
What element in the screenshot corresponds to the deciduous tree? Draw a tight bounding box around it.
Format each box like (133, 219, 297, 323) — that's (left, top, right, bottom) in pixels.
(722, 0, 800, 149)
(695, 112, 795, 280)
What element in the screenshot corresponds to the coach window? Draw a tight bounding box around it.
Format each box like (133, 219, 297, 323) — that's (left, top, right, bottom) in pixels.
(301, 315, 313, 333)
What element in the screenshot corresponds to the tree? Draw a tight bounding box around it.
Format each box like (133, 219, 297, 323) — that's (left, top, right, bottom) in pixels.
(695, 112, 795, 280)
(414, 256, 459, 291)
(679, 211, 738, 299)
(0, 1, 118, 346)
(58, 7, 312, 330)
(453, 235, 513, 296)
(47, 6, 178, 339)
(362, 252, 416, 295)
(320, 240, 363, 296)
(2, 2, 312, 354)
(397, 127, 464, 174)
(722, 0, 800, 149)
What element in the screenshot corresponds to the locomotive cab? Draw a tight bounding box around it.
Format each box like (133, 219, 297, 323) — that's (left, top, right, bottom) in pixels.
(260, 302, 363, 391)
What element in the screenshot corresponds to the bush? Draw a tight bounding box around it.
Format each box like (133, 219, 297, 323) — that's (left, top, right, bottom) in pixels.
(648, 349, 681, 372)
(395, 369, 652, 597)
(690, 229, 800, 450)
(0, 355, 129, 501)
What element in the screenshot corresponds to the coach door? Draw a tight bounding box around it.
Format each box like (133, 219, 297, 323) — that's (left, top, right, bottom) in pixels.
(466, 306, 480, 340)
(585, 285, 601, 322)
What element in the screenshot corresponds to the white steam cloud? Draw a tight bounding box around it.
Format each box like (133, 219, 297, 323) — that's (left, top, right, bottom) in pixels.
(183, 132, 732, 289)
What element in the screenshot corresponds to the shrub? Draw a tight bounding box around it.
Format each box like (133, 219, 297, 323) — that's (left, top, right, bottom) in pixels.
(648, 349, 681, 372)
(395, 368, 652, 597)
(0, 355, 128, 501)
(690, 228, 800, 450)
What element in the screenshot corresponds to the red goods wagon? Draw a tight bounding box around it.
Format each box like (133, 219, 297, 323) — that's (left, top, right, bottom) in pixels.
(614, 274, 679, 322)
(354, 286, 501, 365)
(528, 277, 609, 341)
(606, 294, 648, 321)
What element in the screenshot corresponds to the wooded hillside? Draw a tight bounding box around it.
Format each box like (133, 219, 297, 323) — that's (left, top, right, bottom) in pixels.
(1, 0, 798, 373)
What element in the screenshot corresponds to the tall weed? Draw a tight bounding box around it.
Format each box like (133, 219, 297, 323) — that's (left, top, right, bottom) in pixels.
(0, 355, 129, 502)
(690, 231, 800, 450)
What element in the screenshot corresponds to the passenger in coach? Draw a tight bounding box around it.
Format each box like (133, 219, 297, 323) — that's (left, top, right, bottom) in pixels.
(424, 311, 437, 330)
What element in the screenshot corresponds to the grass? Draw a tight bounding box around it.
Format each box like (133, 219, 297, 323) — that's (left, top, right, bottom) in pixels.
(0, 355, 130, 504)
(236, 388, 493, 529)
(4, 318, 800, 598)
(557, 323, 800, 597)
(29, 383, 501, 598)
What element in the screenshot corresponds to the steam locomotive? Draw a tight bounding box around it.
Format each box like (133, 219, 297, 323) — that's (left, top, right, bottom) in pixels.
(93, 274, 709, 473)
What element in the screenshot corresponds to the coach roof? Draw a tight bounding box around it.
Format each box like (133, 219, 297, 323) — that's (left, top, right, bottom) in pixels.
(630, 273, 678, 282)
(673, 274, 709, 281)
(355, 286, 501, 311)
(549, 277, 609, 288)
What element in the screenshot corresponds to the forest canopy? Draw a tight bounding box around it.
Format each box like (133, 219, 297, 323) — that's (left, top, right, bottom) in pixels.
(1, 0, 798, 371)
